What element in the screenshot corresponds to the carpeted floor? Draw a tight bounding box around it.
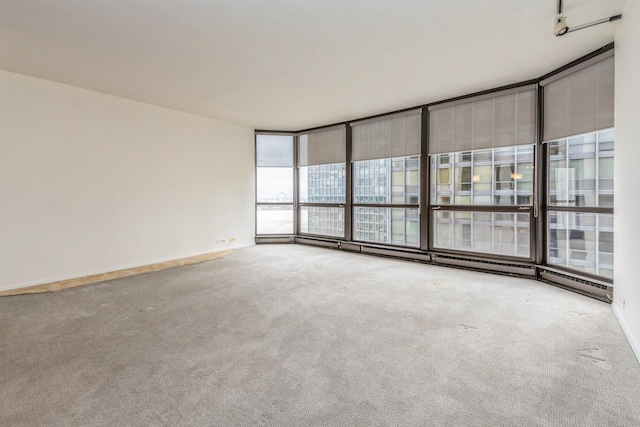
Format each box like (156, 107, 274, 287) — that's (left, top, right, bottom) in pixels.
(1, 244, 639, 426)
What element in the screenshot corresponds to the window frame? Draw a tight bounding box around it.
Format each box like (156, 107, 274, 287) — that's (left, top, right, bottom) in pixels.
(296, 125, 348, 239)
(542, 129, 615, 283)
(349, 110, 423, 249)
(255, 132, 296, 240)
(426, 84, 539, 263)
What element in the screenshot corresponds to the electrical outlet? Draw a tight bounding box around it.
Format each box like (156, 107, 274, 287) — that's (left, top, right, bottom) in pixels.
(216, 239, 226, 244)
(229, 237, 236, 243)
(621, 296, 625, 310)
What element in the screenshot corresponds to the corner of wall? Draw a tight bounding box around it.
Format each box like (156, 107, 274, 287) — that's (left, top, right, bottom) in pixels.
(612, 0, 640, 365)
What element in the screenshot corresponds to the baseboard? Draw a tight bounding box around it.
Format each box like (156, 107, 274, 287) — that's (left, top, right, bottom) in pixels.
(612, 302, 640, 365)
(0, 245, 248, 297)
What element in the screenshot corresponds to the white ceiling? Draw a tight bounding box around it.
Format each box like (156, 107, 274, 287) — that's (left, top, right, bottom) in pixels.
(0, 0, 626, 130)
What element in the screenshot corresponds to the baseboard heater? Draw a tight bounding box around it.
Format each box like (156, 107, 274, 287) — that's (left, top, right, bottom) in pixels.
(294, 236, 340, 249)
(432, 254, 536, 277)
(272, 239, 612, 302)
(255, 236, 295, 244)
(337, 240, 430, 262)
(539, 268, 612, 302)
(294, 237, 431, 262)
(359, 245, 431, 262)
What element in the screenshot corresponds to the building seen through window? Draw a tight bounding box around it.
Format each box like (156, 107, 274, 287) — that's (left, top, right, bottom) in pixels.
(299, 163, 346, 237)
(353, 155, 420, 247)
(547, 129, 614, 278)
(430, 145, 534, 257)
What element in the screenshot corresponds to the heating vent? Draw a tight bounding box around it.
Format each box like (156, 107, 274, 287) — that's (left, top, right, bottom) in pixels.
(255, 236, 294, 244)
(433, 254, 536, 277)
(340, 242, 362, 252)
(539, 269, 612, 302)
(294, 237, 340, 249)
(361, 246, 431, 262)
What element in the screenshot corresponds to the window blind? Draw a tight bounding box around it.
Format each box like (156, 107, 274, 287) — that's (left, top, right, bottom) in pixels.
(351, 110, 421, 161)
(256, 134, 294, 167)
(298, 125, 346, 166)
(541, 53, 614, 142)
(428, 86, 536, 154)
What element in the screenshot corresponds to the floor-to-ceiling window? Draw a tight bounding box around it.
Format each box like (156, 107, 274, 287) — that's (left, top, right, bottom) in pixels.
(297, 126, 347, 238)
(253, 45, 615, 299)
(351, 110, 422, 247)
(541, 51, 615, 281)
(255, 134, 295, 236)
(428, 86, 537, 259)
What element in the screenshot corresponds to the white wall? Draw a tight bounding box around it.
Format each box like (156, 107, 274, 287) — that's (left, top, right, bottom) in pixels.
(0, 70, 255, 291)
(613, 0, 640, 361)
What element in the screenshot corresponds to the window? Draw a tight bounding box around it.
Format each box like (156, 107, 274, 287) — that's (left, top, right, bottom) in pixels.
(431, 145, 534, 206)
(541, 52, 614, 280)
(428, 86, 537, 259)
(298, 126, 346, 238)
(351, 110, 421, 247)
(252, 45, 615, 296)
(546, 130, 614, 278)
(255, 134, 294, 235)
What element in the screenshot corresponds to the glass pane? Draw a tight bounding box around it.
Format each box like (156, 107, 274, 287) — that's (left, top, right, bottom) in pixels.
(430, 145, 534, 206)
(433, 210, 530, 258)
(299, 163, 345, 204)
(256, 134, 293, 167)
(548, 129, 614, 208)
(300, 206, 344, 237)
(256, 205, 294, 234)
(354, 156, 420, 205)
(353, 207, 419, 247)
(547, 211, 614, 279)
(256, 167, 293, 203)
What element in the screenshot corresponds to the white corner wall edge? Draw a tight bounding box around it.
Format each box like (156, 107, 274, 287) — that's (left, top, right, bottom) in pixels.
(0, 243, 254, 294)
(612, 0, 640, 365)
(612, 303, 640, 363)
(0, 69, 256, 291)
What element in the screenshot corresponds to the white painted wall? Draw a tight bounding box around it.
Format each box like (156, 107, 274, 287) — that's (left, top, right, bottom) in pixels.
(0, 70, 255, 291)
(613, 0, 640, 361)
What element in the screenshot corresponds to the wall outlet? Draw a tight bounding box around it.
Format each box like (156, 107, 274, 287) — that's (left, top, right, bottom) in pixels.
(621, 296, 626, 310)
(229, 237, 236, 243)
(216, 239, 226, 244)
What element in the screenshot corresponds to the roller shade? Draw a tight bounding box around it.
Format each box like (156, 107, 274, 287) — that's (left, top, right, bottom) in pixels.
(351, 110, 421, 161)
(542, 54, 614, 142)
(298, 125, 346, 166)
(256, 134, 293, 167)
(428, 86, 536, 155)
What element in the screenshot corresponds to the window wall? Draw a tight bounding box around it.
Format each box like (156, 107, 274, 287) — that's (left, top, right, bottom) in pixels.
(351, 110, 422, 247)
(254, 46, 615, 294)
(255, 134, 294, 235)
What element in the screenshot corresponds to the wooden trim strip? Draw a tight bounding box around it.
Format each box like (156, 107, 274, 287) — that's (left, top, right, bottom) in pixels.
(0, 250, 233, 297)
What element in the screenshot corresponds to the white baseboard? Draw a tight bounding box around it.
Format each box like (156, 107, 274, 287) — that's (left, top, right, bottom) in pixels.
(0, 242, 254, 294)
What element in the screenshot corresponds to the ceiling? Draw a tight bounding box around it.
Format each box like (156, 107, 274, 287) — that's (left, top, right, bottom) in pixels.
(0, 0, 626, 131)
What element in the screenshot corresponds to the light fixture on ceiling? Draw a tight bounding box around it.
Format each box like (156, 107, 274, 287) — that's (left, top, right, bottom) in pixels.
(554, 0, 622, 37)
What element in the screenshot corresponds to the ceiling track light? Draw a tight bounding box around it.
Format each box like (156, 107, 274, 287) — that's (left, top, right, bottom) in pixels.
(554, 0, 622, 37)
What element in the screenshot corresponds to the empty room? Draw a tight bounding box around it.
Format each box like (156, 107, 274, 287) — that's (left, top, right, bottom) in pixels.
(1, 1, 639, 425)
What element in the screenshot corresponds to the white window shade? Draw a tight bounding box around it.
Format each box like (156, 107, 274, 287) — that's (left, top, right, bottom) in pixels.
(256, 134, 294, 167)
(428, 87, 536, 155)
(542, 54, 614, 142)
(351, 110, 421, 161)
(298, 126, 346, 166)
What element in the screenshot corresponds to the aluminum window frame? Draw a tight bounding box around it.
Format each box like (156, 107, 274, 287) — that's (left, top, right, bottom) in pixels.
(255, 132, 297, 240)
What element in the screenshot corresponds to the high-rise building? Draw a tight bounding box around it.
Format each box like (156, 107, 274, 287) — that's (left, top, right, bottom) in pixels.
(302, 155, 420, 246)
